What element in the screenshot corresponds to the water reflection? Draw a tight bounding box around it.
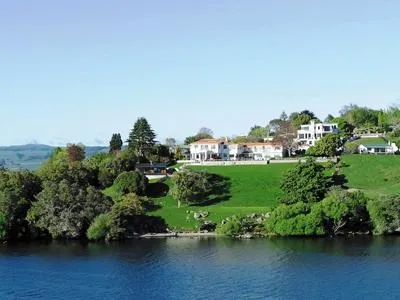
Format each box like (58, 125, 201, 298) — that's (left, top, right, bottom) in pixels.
(0, 237, 399, 299)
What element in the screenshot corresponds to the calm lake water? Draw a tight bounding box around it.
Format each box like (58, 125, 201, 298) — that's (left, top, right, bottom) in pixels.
(0, 237, 400, 299)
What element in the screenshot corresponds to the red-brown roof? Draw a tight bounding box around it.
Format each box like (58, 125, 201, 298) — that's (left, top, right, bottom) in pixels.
(191, 139, 224, 145)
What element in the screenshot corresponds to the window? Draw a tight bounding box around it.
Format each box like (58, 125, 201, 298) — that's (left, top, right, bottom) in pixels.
(299, 134, 305, 139)
(323, 126, 331, 131)
(211, 145, 216, 149)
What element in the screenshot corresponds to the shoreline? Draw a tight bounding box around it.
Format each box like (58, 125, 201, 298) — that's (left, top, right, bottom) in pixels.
(139, 232, 221, 238)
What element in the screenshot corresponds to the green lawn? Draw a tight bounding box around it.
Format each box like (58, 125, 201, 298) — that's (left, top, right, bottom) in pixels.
(148, 164, 295, 230)
(342, 154, 400, 197)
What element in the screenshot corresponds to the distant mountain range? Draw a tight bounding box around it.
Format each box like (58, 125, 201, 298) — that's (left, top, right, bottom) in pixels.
(0, 144, 109, 170)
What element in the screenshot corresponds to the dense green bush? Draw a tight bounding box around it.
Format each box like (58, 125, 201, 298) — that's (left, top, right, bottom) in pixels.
(265, 202, 325, 236)
(87, 213, 113, 241)
(28, 181, 112, 239)
(266, 189, 371, 236)
(113, 171, 147, 196)
(216, 215, 263, 237)
(216, 216, 242, 236)
(316, 189, 370, 235)
(87, 193, 154, 241)
(367, 195, 400, 235)
(280, 159, 331, 204)
(97, 152, 137, 189)
(0, 169, 42, 240)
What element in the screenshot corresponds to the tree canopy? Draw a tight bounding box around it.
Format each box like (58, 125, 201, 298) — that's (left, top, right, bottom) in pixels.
(109, 133, 123, 153)
(127, 117, 156, 158)
(281, 159, 331, 204)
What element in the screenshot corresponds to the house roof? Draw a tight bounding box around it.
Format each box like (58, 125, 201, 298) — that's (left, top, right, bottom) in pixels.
(136, 163, 168, 168)
(191, 139, 224, 145)
(190, 139, 284, 147)
(361, 143, 391, 148)
(244, 142, 282, 147)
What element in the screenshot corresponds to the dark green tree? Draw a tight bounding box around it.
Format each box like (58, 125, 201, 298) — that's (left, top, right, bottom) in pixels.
(127, 118, 156, 158)
(27, 180, 112, 239)
(248, 125, 267, 140)
(0, 169, 42, 240)
(281, 159, 331, 204)
(306, 134, 342, 157)
(367, 195, 400, 235)
(109, 133, 123, 153)
(113, 171, 147, 196)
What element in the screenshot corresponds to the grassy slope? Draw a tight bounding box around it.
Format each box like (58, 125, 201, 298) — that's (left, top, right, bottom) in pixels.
(342, 154, 400, 197)
(148, 164, 294, 230)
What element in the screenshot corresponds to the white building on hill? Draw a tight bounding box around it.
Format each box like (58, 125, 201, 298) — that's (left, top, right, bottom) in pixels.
(296, 120, 339, 149)
(190, 139, 285, 161)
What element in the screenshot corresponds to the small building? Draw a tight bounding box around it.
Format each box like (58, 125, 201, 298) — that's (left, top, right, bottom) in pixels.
(358, 142, 398, 154)
(136, 162, 168, 175)
(296, 120, 339, 150)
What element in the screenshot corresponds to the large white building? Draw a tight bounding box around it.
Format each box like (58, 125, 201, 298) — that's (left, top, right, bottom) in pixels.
(296, 120, 339, 149)
(190, 139, 285, 161)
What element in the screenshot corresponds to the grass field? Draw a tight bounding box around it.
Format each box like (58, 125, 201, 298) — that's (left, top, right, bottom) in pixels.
(342, 154, 400, 197)
(147, 164, 294, 230)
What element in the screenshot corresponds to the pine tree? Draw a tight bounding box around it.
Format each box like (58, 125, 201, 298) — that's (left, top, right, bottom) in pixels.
(109, 133, 123, 153)
(127, 118, 156, 157)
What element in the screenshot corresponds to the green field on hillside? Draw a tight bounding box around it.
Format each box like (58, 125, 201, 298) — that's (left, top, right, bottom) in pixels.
(342, 154, 400, 197)
(147, 164, 294, 230)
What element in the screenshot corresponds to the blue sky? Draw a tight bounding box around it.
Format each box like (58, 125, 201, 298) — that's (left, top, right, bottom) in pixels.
(1, 1, 400, 146)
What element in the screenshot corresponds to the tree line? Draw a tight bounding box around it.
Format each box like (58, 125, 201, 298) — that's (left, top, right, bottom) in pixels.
(0, 117, 172, 242)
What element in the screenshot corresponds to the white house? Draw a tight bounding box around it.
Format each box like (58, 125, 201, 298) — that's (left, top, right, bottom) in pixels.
(358, 142, 398, 154)
(190, 139, 285, 161)
(296, 120, 339, 149)
(242, 143, 285, 160)
(190, 139, 230, 161)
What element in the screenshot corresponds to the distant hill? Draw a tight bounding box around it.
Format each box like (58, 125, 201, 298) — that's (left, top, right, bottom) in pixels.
(0, 144, 108, 170)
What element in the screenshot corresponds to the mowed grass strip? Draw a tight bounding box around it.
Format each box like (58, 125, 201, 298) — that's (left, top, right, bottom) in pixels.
(342, 154, 400, 197)
(148, 164, 294, 230)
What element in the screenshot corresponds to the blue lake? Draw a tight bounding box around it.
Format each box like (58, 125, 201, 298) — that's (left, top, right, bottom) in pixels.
(0, 237, 400, 299)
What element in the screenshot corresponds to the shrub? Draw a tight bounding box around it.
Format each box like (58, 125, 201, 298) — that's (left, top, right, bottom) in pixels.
(113, 171, 147, 196)
(216, 216, 243, 236)
(316, 189, 370, 235)
(265, 202, 325, 236)
(216, 215, 263, 237)
(87, 213, 113, 241)
(88, 193, 155, 241)
(367, 195, 400, 235)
